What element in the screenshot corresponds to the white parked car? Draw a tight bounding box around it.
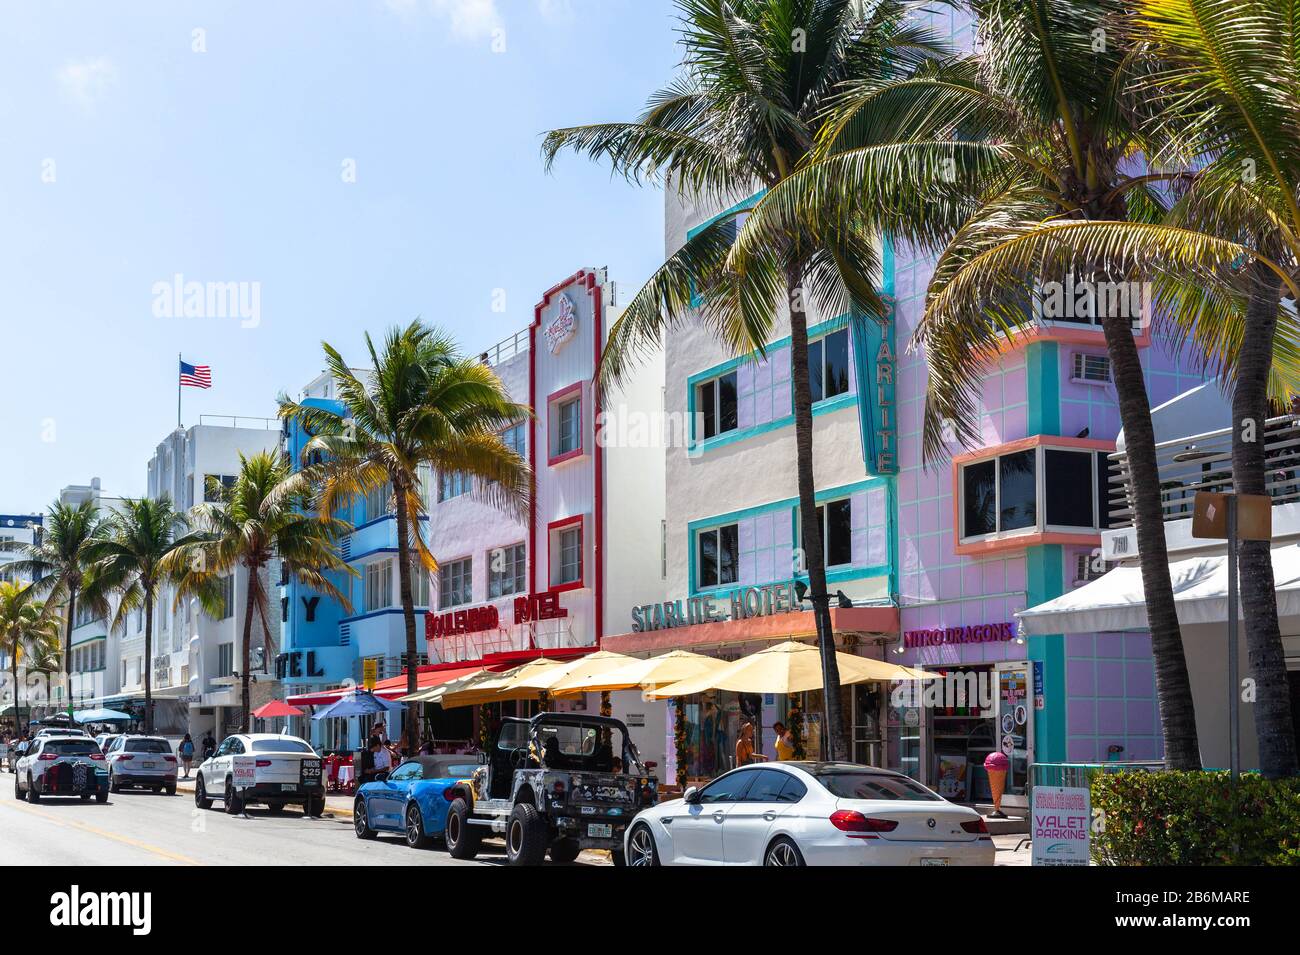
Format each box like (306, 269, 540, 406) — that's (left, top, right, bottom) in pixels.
(14, 735, 109, 802)
(623, 761, 996, 866)
(105, 735, 178, 795)
(195, 733, 325, 816)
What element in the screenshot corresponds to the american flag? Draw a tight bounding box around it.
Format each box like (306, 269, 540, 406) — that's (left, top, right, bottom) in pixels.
(179, 360, 212, 389)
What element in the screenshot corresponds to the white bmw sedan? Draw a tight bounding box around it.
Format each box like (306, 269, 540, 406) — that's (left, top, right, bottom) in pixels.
(624, 761, 995, 866)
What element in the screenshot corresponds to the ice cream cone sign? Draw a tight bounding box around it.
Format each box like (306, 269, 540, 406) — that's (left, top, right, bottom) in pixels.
(984, 750, 1010, 819)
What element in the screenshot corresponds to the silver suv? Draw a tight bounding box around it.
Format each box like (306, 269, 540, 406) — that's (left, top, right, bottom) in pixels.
(106, 735, 178, 795)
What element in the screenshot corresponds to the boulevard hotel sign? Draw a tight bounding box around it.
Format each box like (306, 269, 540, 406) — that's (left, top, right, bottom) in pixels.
(631, 580, 800, 632)
(425, 590, 569, 639)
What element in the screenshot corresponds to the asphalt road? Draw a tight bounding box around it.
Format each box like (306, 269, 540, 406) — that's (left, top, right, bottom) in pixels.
(0, 771, 593, 867)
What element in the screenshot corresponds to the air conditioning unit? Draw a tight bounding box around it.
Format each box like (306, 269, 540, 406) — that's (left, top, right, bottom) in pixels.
(1072, 352, 1111, 383)
(1073, 551, 1114, 586)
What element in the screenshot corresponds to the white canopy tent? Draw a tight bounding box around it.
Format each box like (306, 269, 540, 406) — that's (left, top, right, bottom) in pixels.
(1016, 542, 1300, 634)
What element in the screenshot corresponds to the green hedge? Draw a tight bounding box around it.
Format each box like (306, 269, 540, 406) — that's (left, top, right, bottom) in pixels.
(1090, 771, 1300, 865)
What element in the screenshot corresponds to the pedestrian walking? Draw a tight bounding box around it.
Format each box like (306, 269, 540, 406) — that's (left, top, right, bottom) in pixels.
(178, 733, 195, 778)
(773, 721, 795, 761)
(201, 731, 216, 761)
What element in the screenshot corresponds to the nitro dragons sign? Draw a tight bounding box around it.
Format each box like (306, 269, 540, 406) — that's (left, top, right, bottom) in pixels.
(903, 622, 1017, 649)
(631, 580, 800, 632)
(544, 292, 578, 354)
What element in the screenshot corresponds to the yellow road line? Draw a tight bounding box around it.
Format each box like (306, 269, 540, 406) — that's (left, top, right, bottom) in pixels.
(0, 797, 204, 866)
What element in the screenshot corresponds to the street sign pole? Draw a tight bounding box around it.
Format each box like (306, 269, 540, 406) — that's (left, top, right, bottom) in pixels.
(1226, 496, 1239, 782)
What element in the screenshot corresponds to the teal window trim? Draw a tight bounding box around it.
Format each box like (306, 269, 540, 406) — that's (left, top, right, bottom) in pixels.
(685, 314, 858, 454)
(687, 477, 890, 596)
(686, 190, 767, 308)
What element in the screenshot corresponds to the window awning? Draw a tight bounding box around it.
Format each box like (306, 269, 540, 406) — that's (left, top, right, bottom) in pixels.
(1016, 542, 1300, 635)
(285, 664, 484, 707)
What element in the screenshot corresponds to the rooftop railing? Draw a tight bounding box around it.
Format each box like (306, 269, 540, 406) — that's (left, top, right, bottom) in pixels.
(478, 327, 530, 367)
(1106, 413, 1300, 527)
(198, 414, 280, 430)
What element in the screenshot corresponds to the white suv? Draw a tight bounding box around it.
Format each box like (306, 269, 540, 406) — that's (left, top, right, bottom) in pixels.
(14, 735, 109, 802)
(195, 733, 325, 816)
(106, 736, 178, 795)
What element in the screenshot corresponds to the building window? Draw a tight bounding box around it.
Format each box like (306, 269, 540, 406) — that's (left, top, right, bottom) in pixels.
(555, 527, 582, 587)
(809, 328, 850, 403)
(217, 643, 234, 678)
(365, 482, 391, 521)
(365, 559, 394, 613)
(697, 370, 739, 439)
(488, 543, 526, 598)
(217, 575, 235, 621)
(557, 397, 581, 456)
(697, 523, 739, 589)
(438, 557, 473, 609)
(203, 474, 236, 503)
(502, 421, 526, 459)
(438, 471, 471, 502)
(413, 564, 432, 607)
(804, 498, 853, 568)
(960, 444, 1109, 541)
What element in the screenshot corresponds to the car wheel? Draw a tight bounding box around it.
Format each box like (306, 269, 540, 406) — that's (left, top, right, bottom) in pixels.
(109, 771, 121, 794)
(13, 775, 23, 802)
(28, 775, 40, 803)
(195, 775, 213, 810)
(354, 798, 377, 839)
(549, 837, 581, 864)
(627, 824, 660, 867)
(305, 794, 325, 818)
(405, 804, 434, 849)
(95, 792, 107, 804)
(165, 785, 176, 797)
(224, 778, 245, 814)
(764, 837, 805, 867)
(505, 802, 548, 866)
(444, 797, 481, 859)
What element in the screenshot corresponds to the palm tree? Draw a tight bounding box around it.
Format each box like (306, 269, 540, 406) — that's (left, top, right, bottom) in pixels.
(279, 322, 531, 750)
(87, 497, 198, 735)
(10, 501, 105, 715)
(167, 451, 355, 733)
(731, 0, 1209, 767)
(899, 0, 1300, 775)
(0, 583, 60, 729)
(541, 0, 951, 760)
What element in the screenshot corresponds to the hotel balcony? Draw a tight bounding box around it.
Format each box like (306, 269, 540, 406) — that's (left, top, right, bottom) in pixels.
(1102, 412, 1300, 561)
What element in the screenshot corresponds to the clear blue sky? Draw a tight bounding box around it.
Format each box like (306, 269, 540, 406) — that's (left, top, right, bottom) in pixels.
(0, 0, 680, 513)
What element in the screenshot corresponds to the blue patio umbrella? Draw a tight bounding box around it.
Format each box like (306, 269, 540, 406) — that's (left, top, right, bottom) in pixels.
(310, 690, 403, 721)
(73, 707, 132, 724)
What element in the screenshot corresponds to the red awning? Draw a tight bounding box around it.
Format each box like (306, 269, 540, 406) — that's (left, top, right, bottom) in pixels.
(251, 699, 305, 719)
(286, 664, 485, 707)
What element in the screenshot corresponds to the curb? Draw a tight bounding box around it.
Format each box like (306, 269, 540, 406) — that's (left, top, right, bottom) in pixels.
(174, 778, 355, 820)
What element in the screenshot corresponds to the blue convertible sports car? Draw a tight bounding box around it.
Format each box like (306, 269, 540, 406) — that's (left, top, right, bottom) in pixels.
(353, 755, 481, 849)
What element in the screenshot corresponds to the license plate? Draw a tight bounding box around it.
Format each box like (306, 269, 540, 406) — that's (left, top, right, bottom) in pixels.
(587, 823, 612, 838)
(142, 762, 156, 770)
(920, 858, 950, 866)
(281, 784, 297, 792)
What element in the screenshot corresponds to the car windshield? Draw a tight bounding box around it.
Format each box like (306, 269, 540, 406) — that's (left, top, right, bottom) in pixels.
(250, 739, 314, 754)
(45, 740, 99, 756)
(815, 771, 942, 801)
(125, 739, 170, 754)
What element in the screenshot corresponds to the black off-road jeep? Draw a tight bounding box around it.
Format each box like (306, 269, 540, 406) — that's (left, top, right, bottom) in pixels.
(442, 712, 657, 865)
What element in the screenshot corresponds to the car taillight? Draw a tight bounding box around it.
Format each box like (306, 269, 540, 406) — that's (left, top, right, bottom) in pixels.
(256, 759, 273, 767)
(38, 753, 57, 761)
(961, 818, 989, 834)
(443, 788, 459, 802)
(830, 810, 898, 833)
(163, 755, 177, 762)
(90, 753, 105, 761)
(552, 781, 566, 794)
(117, 754, 134, 761)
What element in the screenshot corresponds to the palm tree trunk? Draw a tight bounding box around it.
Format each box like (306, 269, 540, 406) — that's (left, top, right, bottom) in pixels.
(63, 584, 78, 715)
(393, 481, 419, 755)
(1231, 263, 1297, 778)
(786, 264, 848, 761)
(11, 651, 22, 731)
(1100, 311, 1201, 769)
(144, 592, 154, 735)
(240, 566, 256, 734)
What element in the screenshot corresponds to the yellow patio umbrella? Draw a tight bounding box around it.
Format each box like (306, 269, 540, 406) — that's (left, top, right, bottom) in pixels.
(396, 668, 489, 704)
(438, 658, 564, 708)
(646, 640, 938, 699)
(511, 650, 637, 697)
(552, 650, 731, 694)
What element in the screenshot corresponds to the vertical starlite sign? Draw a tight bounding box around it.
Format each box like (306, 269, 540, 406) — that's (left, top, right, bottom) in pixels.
(850, 295, 898, 475)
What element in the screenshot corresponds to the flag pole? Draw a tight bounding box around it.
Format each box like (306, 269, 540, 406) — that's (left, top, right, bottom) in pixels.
(177, 352, 182, 430)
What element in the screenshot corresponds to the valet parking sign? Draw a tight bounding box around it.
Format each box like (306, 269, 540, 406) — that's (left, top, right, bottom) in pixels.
(1031, 785, 1091, 866)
